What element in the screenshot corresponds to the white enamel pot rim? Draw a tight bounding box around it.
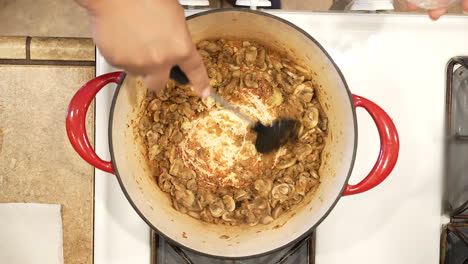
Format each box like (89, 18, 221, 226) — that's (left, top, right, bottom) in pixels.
(66, 9, 399, 259)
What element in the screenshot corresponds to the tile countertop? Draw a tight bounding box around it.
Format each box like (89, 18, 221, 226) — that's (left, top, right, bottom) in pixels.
(0, 36, 95, 264)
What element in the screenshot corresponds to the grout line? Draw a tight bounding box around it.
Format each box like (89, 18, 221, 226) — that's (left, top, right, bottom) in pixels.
(0, 59, 95, 66)
(25, 36, 31, 60)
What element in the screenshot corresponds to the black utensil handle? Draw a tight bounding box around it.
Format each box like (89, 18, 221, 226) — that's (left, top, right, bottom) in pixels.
(170, 66, 190, 85)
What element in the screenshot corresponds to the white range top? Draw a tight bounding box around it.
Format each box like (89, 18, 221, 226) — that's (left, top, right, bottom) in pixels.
(93, 11, 468, 264)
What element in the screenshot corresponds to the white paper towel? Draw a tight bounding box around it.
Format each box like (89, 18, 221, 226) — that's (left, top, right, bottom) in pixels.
(0, 203, 63, 264)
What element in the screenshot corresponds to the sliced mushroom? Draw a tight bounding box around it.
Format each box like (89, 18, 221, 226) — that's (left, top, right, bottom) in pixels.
(294, 81, 314, 104)
(138, 116, 151, 133)
(291, 193, 304, 205)
(207, 67, 218, 78)
(320, 117, 328, 131)
(175, 189, 195, 208)
(283, 62, 297, 74)
(294, 64, 309, 74)
(234, 189, 250, 201)
(156, 89, 170, 101)
(244, 71, 258, 88)
(270, 57, 283, 72)
(245, 46, 258, 66)
(276, 155, 296, 169)
(261, 216, 274, 225)
(199, 41, 221, 53)
(229, 64, 240, 71)
(271, 183, 291, 201)
(234, 48, 245, 66)
(209, 199, 225, 218)
(148, 99, 160, 112)
(295, 174, 310, 196)
(145, 130, 159, 146)
(295, 144, 313, 161)
(263, 72, 273, 83)
(222, 212, 236, 222)
(172, 198, 180, 211)
(180, 168, 196, 179)
(203, 191, 217, 206)
(276, 72, 294, 94)
(222, 195, 236, 212)
(158, 172, 172, 192)
(254, 179, 272, 197)
(282, 171, 295, 183)
(256, 47, 267, 70)
(303, 107, 319, 128)
(225, 77, 239, 94)
(244, 210, 258, 226)
(147, 144, 161, 161)
(272, 206, 283, 219)
(197, 40, 210, 49)
(222, 46, 234, 57)
(253, 197, 268, 209)
(310, 170, 320, 180)
(166, 79, 176, 89)
(287, 95, 304, 114)
(186, 179, 197, 191)
(169, 158, 184, 177)
(171, 180, 186, 193)
(188, 211, 200, 219)
(198, 49, 210, 58)
(200, 208, 214, 223)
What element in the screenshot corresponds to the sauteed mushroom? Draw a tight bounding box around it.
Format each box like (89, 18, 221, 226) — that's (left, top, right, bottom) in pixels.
(139, 38, 328, 226)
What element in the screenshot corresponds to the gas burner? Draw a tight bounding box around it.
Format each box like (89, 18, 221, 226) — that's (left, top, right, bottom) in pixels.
(151, 231, 315, 264)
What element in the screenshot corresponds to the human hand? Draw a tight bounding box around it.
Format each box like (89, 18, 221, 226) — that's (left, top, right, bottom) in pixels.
(76, 0, 210, 97)
(407, 0, 468, 20)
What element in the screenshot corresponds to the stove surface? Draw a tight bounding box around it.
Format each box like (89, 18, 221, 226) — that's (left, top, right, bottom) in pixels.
(94, 11, 468, 264)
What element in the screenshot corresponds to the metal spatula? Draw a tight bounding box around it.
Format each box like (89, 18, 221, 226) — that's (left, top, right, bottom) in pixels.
(170, 66, 298, 153)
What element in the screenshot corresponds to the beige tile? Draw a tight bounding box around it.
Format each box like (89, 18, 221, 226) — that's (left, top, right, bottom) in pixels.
(0, 65, 95, 264)
(0, 0, 91, 37)
(30, 37, 95, 61)
(282, 0, 333, 10)
(0, 36, 26, 59)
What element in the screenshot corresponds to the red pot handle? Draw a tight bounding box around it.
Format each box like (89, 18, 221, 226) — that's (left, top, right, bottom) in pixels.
(342, 94, 399, 196)
(65, 72, 125, 174)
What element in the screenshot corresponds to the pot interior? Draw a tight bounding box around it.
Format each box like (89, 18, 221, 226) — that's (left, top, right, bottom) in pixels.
(110, 10, 356, 258)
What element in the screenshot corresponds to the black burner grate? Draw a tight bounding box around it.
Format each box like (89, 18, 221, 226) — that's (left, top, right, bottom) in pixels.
(442, 57, 468, 264)
(151, 231, 315, 264)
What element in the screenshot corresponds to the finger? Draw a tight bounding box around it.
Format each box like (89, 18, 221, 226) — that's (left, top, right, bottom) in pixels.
(407, 2, 420, 10)
(178, 47, 211, 97)
(143, 67, 171, 92)
(428, 8, 448, 20)
(463, 0, 468, 12)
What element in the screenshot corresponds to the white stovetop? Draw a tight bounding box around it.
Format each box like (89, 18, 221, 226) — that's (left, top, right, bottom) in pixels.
(93, 11, 468, 264)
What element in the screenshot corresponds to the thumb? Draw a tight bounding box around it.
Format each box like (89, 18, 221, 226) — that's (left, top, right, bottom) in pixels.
(463, 0, 468, 12)
(178, 47, 211, 98)
(428, 8, 448, 20)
